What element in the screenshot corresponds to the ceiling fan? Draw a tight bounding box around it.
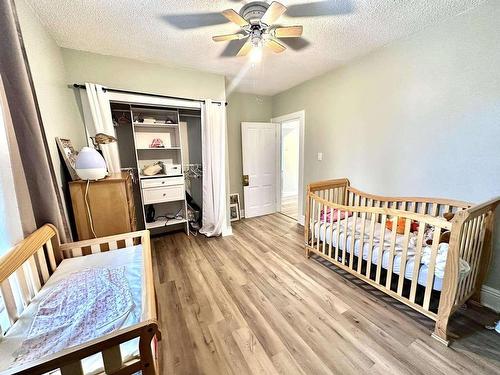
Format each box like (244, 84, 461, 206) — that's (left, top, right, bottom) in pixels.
(212, 1, 301, 57)
(164, 1, 354, 57)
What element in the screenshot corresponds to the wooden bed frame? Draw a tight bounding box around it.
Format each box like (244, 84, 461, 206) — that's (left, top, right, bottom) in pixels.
(0, 225, 160, 375)
(304, 178, 498, 345)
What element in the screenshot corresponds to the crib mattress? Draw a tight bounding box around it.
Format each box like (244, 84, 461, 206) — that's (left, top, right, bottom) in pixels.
(313, 222, 444, 291)
(0, 245, 143, 374)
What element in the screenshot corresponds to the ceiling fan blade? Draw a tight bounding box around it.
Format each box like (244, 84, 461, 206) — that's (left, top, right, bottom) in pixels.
(222, 9, 249, 27)
(237, 41, 253, 57)
(286, 0, 354, 18)
(261, 2, 287, 25)
(274, 26, 303, 38)
(265, 39, 286, 53)
(212, 33, 246, 42)
(162, 13, 229, 29)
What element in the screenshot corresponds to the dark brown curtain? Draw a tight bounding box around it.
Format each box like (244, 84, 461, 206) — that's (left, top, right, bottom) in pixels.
(0, 0, 69, 241)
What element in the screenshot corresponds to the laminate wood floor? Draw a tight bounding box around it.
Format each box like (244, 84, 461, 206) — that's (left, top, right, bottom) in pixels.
(151, 214, 500, 375)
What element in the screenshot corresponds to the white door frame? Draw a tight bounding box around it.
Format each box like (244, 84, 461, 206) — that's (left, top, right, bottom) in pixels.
(271, 110, 305, 225)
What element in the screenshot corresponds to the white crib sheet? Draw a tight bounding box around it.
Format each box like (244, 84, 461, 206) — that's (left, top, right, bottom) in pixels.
(0, 245, 143, 374)
(313, 221, 445, 291)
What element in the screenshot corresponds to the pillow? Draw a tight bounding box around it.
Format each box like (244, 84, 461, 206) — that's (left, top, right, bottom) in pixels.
(320, 208, 353, 222)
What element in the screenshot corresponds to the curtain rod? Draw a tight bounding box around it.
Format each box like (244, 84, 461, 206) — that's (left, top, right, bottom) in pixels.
(72, 84, 227, 106)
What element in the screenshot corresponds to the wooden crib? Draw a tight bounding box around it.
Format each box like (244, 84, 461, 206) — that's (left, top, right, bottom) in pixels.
(0, 224, 160, 375)
(304, 178, 498, 345)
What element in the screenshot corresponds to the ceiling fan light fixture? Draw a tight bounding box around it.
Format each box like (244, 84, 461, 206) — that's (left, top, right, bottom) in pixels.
(250, 45, 263, 63)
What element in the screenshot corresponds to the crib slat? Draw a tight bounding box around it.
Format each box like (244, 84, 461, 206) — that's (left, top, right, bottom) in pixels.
(455, 221, 471, 303)
(357, 200, 367, 273)
(409, 222, 426, 303)
(430, 203, 439, 217)
(457, 219, 476, 300)
(397, 218, 412, 295)
(91, 244, 101, 254)
(460, 217, 479, 299)
(348, 211, 357, 269)
(385, 215, 400, 289)
(375, 212, 388, 284)
(0, 279, 18, 324)
(310, 196, 316, 247)
(464, 216, 483, 297)
(322, 203, 327, 255)
(328, 206, 334, 258)
(45, 240, 57, 272)
(125, 238, 134, 248)
(109, 241, 118, 251)
(423, 228, 442, 310)
(469, 215, 488, 294)
(366, 212, 378, 279)
(73, 247, 83, 257)
(36, 247, 50, 283)
(103, 345, 123, 373)
(335, 207, 341, 262)
(60, 360, 84, 375)
(316, 200, 322, 252)
(341, 210, 349, 265)
(15, 268, 31, 306)
(27, 256, 41, 294)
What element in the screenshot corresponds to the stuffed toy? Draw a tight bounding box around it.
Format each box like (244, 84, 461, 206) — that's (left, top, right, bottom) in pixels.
(386, 217, 407, 234)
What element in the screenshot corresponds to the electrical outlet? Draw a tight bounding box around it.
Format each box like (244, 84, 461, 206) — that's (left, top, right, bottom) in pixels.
(317, 152, 323, 161)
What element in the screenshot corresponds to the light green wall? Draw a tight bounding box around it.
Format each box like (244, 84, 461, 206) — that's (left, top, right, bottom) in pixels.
(15, 0, 87, 188)
(226, 92, 272, 208)
(272, 1, 500, 289)
(61, 49, 226, 101)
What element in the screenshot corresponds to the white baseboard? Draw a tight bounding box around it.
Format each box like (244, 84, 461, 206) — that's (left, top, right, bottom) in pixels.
(298, 215, 305, 226)
(222, 225, 233, 237)
(481, 285, 500, 312)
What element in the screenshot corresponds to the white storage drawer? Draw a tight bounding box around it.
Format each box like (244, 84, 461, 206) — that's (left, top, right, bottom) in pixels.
(143, 185, 184, 204)
(141, 176, 184, 189)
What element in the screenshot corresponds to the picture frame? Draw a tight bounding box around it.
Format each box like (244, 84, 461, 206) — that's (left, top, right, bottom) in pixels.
(55, 137, 79, 181)
(230, 193, 240, 206)
(230, 203, 240, 222)
(229, 193, 241, 221)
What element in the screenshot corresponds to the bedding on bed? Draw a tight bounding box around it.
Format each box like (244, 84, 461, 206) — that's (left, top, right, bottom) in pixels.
(314, 217, 470, 291)
(0, 245, 143, 375)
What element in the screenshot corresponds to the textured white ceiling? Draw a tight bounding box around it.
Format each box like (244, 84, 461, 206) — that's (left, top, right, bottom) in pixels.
(25, 0, 484, 95)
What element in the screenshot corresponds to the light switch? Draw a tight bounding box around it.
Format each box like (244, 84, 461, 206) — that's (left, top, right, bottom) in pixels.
(317, 152, 323, 161)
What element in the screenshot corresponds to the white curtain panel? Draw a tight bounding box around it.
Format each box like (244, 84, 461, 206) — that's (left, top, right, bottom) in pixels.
(200, 100, 227, 237)
(0, 76, 24, 253)
(83, 83, 121, 173)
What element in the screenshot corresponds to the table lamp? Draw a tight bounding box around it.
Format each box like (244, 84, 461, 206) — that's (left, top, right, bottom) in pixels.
(75, 146, 108, 180)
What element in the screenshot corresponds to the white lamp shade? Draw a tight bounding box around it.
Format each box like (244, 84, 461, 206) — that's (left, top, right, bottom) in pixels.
(75, 147, 108, 180)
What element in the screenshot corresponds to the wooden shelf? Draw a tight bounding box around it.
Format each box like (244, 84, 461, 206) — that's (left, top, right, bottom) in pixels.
(146, 217, 187, 229)
(133, 122, 178, 128)
(139, 174, 183, 179)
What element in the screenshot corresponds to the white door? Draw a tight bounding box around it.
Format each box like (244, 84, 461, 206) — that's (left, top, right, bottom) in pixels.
(241, 122, 278, 218)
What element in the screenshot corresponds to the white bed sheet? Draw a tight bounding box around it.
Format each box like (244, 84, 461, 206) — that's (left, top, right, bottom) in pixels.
(313, 221, 444, 291)
(0, 245, 143, 375)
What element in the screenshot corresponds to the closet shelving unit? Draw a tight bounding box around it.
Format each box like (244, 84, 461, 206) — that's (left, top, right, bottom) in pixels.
(130, 105, 189, 234)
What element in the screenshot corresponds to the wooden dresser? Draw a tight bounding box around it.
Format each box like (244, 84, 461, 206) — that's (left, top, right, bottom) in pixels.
(69, 172, 137, 240)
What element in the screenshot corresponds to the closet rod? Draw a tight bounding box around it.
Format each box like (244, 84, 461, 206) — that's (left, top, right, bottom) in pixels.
(72, 83, 227, 106)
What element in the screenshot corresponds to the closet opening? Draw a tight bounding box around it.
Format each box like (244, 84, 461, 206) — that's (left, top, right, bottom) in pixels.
(109, 101, 203, 236)
(279, 119, 300, 220)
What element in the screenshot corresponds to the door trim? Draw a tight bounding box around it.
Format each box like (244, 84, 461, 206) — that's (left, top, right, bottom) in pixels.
(271, 110, 305, 223)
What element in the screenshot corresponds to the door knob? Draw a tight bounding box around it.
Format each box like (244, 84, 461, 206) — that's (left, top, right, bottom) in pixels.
(242, 174, 249, 187)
